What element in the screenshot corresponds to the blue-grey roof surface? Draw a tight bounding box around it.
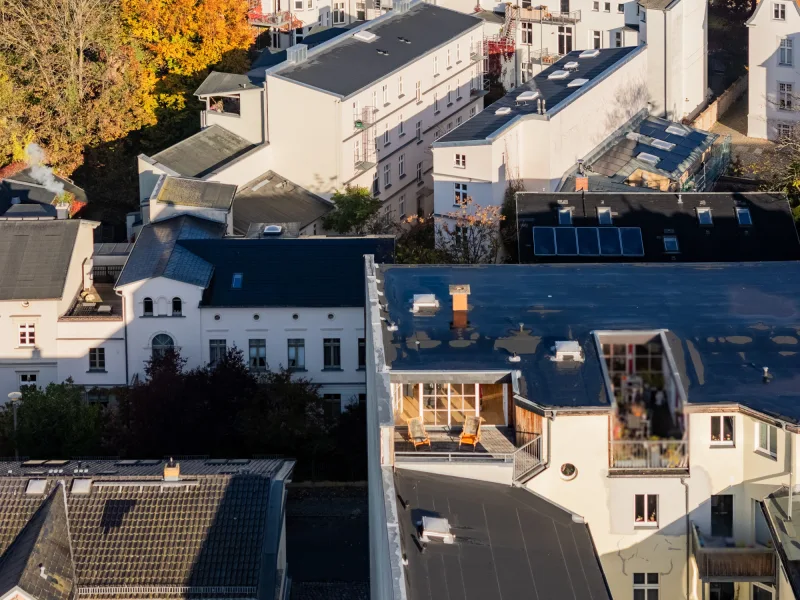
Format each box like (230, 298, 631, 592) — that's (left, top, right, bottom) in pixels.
(436, 46, 642, 144)
(178, 236, 395, 307)
(276, 2, 482, 97)
(115, 215, 224, 288)
(194, 71, 261, 96)
(378, 262, 800, 420)
(151, 125, 257, 178)
(249, 25, 361, 73)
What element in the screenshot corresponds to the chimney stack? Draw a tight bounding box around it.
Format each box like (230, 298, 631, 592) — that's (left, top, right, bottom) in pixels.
(164, 458, 180, 481)
(575, 176, 589, 192)
(449, 284, 470, 328)
(56, 203, 69, 220)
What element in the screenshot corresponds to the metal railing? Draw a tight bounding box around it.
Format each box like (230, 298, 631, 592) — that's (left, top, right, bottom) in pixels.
(513, 435, 542, 482)
(92, 265, 123, 284)
(691, 522, 776, 582)
(529, 48, 563, 65)
(395, 451, 514, 464)
(681, 134, 732, 192)
(609, 440, 688, 470)
(518, 7, 581, 23)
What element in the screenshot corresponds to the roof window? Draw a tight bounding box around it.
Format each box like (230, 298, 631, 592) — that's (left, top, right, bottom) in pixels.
(736, 207, 752, 226)
(263, 225, 283, 235)
(26, 480, 47, 495)
(579, 49, 600, 58)
(651, 139, 676, 151)
(663, 235, 680, 253)
(71, 479, 92, 495)
(666, 124, 688, 136)
(697, 207, 713, 226)
(495, 107, 512, 115)
(232, 273, 243, 289)
(353, 30, 378, 42)
(548, 70, 569, 80)
(516, 90, 539, 103)
(412, 294, 439, 313)
(597, 207, 613, 225)
(637, 152, 660, 166)
(563, 61, 579, 70)
(558, 207, 573, 225)
(567, 78, 589, 88)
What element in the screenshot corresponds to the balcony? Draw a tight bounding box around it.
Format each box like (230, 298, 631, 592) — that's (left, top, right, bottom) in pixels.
(60, 283, 123, 321)
(691, 523, 776, 583)
(609, 440, 688, 472)
(529, 48, 563, 66)
(518, 7, 581, 23)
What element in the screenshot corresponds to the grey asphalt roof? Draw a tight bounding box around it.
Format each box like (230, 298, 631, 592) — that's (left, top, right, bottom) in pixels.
(157, 176, 237, 210)
(1, 167, 88, 216)
(232, 172, 332, 234)
(639, 0, 677, 10)
(249, 25, 361, 73)
(395, 470, 611, 600)
(0, 220, 80, 300)
(436, 46, 642, 144)
(151, 125, 257, 178)
(276, 2, 482, 97)
(115, 215, 224, 288)
(194, 71, 261, 96)
(377, 262, 800, 419)
(178, 237, 395, 307)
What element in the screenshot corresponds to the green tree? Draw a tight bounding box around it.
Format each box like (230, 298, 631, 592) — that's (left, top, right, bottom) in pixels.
(752, 131, 800, 222)
(323, 185, 388, 235)
(436, 198, 505, 264)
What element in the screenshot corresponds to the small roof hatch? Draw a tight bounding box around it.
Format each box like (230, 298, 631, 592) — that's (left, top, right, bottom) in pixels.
(637, 152, 660, 166)
(548, 70, 569, 80)
(567, 78, 589, 88)
(495, 106, 512, 115)
(579, 49, 600, 58)
(353, 30, 378, 42)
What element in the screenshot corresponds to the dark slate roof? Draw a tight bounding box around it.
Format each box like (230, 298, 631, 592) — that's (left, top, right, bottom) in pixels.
(378, 262, 800, 418)
(436, 46, 642, 144)
(0, 221, 81, 300)
(151, 126, 257, 179)
(276, 3, 482, 97)
(395, 470, 611, 600)
(194, 71, 261, 96)
(157, 177, 237, 210)
(0, 485, 75, 600)
(249, 25, 360, 72)
(177, 237, 395, 307)
(232, 172, 332, 234)
(115, 215, 224, 288)
(0, 168, 87, 217)
(0, 459, 293, 600)
(517, 192, 800, 263)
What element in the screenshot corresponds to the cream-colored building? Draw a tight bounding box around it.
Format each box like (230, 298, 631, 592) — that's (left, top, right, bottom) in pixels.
(365, 258, 800, 600)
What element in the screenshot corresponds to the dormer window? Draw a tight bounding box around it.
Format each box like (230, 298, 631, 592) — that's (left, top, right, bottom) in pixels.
(597, 207, 613, 225)
(558, 207, 573, 225)
(232, 273, 243, 289)
(143, 297, 154, 316)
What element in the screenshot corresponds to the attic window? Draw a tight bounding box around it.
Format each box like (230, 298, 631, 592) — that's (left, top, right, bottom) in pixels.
(736, 207, 752, 226)
(548, 70, 569, 80)
(637, 152, 660, 166)
(697, 207, 713, 226)
(567, 78, 589, 88)
(651, 139, 676, 151)
(663, 235, 680, 253)
(597, 207, 613, 225)
(232, 273, 243, 289)
(666, 124, 688, 137)
(26, 480, 47, 495)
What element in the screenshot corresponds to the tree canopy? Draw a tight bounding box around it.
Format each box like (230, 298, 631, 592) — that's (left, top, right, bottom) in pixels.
(322, 185, 389, 235)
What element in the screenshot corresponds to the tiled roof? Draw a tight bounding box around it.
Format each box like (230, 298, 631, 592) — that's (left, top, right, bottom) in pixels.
(150, 126, 257, 179)
(157, 177, 237, 211)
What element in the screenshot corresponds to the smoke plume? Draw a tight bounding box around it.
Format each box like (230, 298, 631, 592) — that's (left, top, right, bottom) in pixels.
(24, 143, 65, 198)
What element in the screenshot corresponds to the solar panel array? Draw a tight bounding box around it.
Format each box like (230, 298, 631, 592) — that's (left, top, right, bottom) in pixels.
(533, 227, 645, 257)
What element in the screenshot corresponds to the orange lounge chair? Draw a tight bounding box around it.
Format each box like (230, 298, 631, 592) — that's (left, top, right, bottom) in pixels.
(405, 417, 431, 450)
(459, 416, 485, 451)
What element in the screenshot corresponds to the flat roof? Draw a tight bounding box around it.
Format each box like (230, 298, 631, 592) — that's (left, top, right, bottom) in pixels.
(151, 125, 257, 178)
(276, 2, 482, 98)
(435, 46, 642, 145)
(395, 470, 611, 600)
(377, 262, 800, 419)
(516, 192, 800, 263)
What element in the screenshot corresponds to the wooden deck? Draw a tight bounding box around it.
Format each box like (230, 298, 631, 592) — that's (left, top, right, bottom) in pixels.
(394, 426, 517, 455)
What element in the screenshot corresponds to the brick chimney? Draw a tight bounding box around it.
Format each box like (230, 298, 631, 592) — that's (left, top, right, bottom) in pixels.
(164, 458, 180, 481)
(449, 284, 470, 328)
(575, 176, 589, 192)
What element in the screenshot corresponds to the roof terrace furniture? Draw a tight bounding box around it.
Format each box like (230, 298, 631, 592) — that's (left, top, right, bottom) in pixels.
(459, 416, 484, 451)
(405, 417, 431, 450)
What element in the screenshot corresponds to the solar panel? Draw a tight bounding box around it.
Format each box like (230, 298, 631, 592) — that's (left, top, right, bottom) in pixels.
(533, 227, 556, 255)
(620, 228, 645, 256)
(598, 228, 622, 255)
(577, 228, 600, 255)
(555, 228, 578, 255)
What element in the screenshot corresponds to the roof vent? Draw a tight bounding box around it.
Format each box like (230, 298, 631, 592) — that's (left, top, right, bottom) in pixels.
(286, 44, 308, 64)
(353, 30, 378, 42)
(516, 90, 539, 103)
(553, 340, 584, 363)
(495, 106, 512, 115)
(651, 139, 676, 151)
(666, 124, 688, 137)
(263, 224, 283, 235)
(563, 61, 579, 70)
(548, 70, 569, 80)
(412, 294, 439, 313)
(420, 516, 455, 544)
(71, 479, 92, 495)
(567, 78, 589, 88)
(637, 152, 661, 166)
(26, 480, 47, 495)
(377, 48, 389, 55)
(579, 49, 600, 58)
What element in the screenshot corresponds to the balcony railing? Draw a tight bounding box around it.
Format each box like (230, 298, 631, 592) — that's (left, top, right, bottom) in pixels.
(691, 523, 776, 582)
(529, 48, 563, 65)
(518, 7, 581, 23)
(609, 440, 688, 470)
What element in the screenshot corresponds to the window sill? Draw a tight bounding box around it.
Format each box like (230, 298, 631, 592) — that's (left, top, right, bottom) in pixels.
(755, 449, 778, 461)
(384, 102, 391, 107)
(384, 142, 391, 147)
(141, 314, 185, 318)
(456, 96, 463, 102)
(416, 100, 424, 105)
(87, 369, 108, 374)
(710, 442, 735, 448)
(456, 60, 462, 65)
(447, 102, 454, 107)
(634, 523, 659, 529)
(322, 367, 344, 372)
(434, 110, 441, 116)
(416, 139, 425, 145)
(434, 74, 440, 78)
(399, 132, 406, 138)
(399, 174, 407, 180)
(398, 94, 406, 99)
(384, 184, 393, 190)
(446, 66, 453, 70)
(417, 180, 425, 186)
(356, 367, 366, 371)
(454, 165, 465, 169)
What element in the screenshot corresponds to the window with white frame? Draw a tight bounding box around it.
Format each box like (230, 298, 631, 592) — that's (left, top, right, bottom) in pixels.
(18, 323, 35, 346)
(143, 297, 154, 316)
(618, 3, 624, 11)
(382, 84, 388, 104)
(779, 37, 793, 66)
(470, 71, 477, 91)
(89, 348, 105, 371)
(779, 82, 793, 110)
(774, 2, 786, 19)
(415, 120, 421, 140)
(249, 338, 267, 372)
(711, 416, 735, 445)
(456, 78, 462, 100)
(399, 194, 406, 217)
(398, 76, 404, 97)
(372, 170, 380, 195)
(522, 22, 533, 44)
(333, 1, 345, 22)
(593, 0, 599, 9)
(454, 182, 468, 205)
(447, 84, 452, 104)
(447, 48, 451, 68)
(778, 122, 794, 138)
(456, 43, 461, 62)
(287, 338, 305, 370)
(604, 2, 611, 10)
(399, 115, 404, 135)
(399, 153, 405, 176)
(457, 115, 463, 125)
(416, 161, 423, 182)
(447, 121, 452, 131)
(383, 122, 389, 145)
(323, 338, 341, 369)
(433, 55, 439, 76)
(354, 138, 361, 162)
(415, 80, 421, 102)
(633, 573, 659, 600)
(209, 339, 227, 366)
(641, 8, 646, 20)
(434, 92, 439, 113)
(455, 153, 466, 168)
(753, 583, 775, 600)
(470, 106, 477, 117)
(372, 90, 377, 108)
(756, 422, 778, 457)
(591, 30, 601, 49)
(383, 163, 391, 187)
(634, 494, 658, 526)
(434, 130, 440, 140)
(615, 31, 623, 47)
(18, 373, 37, 386)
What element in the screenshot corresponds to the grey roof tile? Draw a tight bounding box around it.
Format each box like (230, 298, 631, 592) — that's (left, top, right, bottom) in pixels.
(151, 126, 257, 178)
(194, 72, 261, 96)
(157, 177, 237, 210)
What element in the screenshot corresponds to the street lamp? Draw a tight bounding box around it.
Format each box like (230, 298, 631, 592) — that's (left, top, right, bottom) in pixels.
(7, 392, 21, 461)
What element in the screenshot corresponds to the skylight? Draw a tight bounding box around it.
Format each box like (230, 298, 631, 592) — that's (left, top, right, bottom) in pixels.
(548, 70, 569, 80)
(637, 152, 660, 166)
(516, 90, 539, 103)
(663, 236, 680, 253)
(651, 139, 676, 151)
(666, 124, 688, 137)
(597, 207, 613, 225)
(558, 207, 573, 225)
(353, 30, 378, 42)
(736, 207, 753, 226)
(495, 107, 512, 115)
(563, 61, 579, 70)
(567, 78, 589, 88)
(232, 273, 243, 289)
(579, 49, 600, 58)
(697, 207, 713, 226)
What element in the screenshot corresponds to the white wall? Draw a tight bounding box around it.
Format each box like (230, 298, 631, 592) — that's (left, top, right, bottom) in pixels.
(202, 88, 266, 145)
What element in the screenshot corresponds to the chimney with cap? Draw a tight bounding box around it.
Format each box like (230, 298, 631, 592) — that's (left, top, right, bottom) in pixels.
(164, 458, 180, 481)
(449, 284, 470, 328)
(575, 176, 588, 192)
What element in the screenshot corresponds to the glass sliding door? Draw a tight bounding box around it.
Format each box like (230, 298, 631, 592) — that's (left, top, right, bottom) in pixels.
(420, 383, 479, 426)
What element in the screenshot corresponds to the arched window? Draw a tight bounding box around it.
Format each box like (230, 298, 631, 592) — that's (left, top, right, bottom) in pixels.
(172, 297, 182, 316)
(152, 334, 174, 359)
(143, 297, 154, 316)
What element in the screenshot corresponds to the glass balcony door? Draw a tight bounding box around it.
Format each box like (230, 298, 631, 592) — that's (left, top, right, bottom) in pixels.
(421, 383, 478, 426)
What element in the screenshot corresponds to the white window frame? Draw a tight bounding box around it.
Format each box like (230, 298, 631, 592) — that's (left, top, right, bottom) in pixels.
(457, 115, 463, 125)
(18, 323, 35, 347)
(778, 81, 793, 110)
(398, 76, 403, 97)
(372, 90, 377, 108)
(710, 415, 735, 446)
(455, 153, 466, 168)
(383, 122, 390, 146)
(456, 43, 461, 62)
(591, 30, 601, 49)
(382, 84, 388, 105)
(756, 422, 778, 458)
(779, 37, 793, 67)
(470, 106, 477, 117)
(416, 161, 423, 182)
(399, 115, 404, 135)
(415, 120, 422, 140)
(399, 153, 405, 176)
(399, 194, 406, 218)
(18, 372, 38, 386)
(89, 347, 106, 371)
(753, 583, 776, 600)
(614, 31, 623, 47)
(633, 573, 659, 599)
(777, 122, 793, 138)
(522, 22, 533, 44)
(774, 2, 786, 19)
(592, 0, 599, 9)
(434, 92, 439, 113)
(415, 80, 421, 102)
(447, 84, 452, 104)
(383, 163, 391, 187)
(454, 182, 468, 205)
(604, 1, 611, 11)
(433, 55, 439, 76)
(634, 494, 658, 527)
(446, 48, 451, 68)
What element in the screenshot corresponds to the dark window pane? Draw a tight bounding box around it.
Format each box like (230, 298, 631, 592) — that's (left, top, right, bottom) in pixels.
(635, 495, 644, 521)
(633, 591, 645, 600)
(711, 417, 721, 441)
(646, 573, 659, 584)
(770, 426, 778, 454)
(723, 416, 734, 442)
(647, 496, 658, 522)
(633, 573, 645, 585)
(646, 590, 658, 600)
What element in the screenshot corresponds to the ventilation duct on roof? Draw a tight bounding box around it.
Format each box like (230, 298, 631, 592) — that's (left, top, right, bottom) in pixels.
(353, 30, 378, 42)
(579, 49, 600, 58)
(495, 106, 512, 115)
(567, 78, 589, 88)
(548, 70, 569, 80)
(637, 152, 661, 166)
(286, 44, 308, 64)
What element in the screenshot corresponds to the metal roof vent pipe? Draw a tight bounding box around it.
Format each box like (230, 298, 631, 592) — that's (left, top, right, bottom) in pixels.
(449, 284, 470, 328)
(677, 194, 683, 204)
(763, 366, 772, 383)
